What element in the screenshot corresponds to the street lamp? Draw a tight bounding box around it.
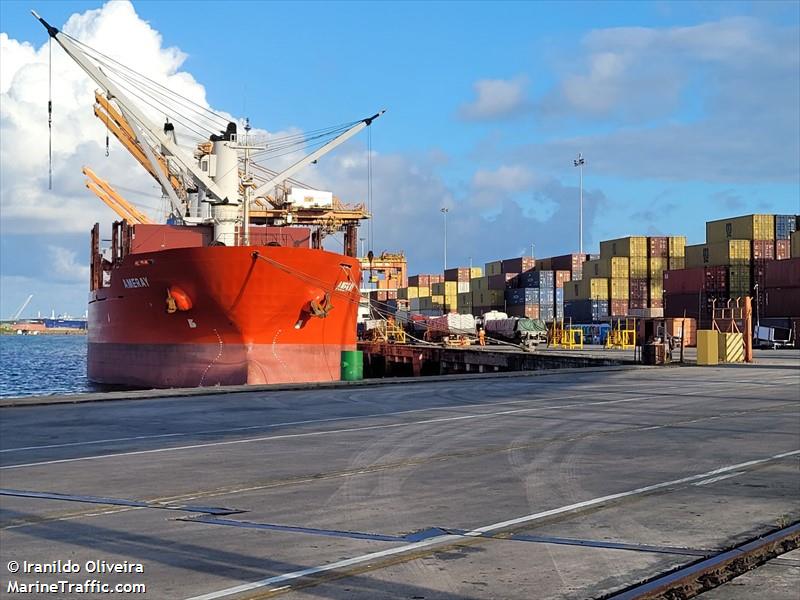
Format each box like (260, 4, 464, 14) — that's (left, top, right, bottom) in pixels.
(359, 237, 365, 258)
(441, 207, 449, 270)
(573, 153, 585, 255)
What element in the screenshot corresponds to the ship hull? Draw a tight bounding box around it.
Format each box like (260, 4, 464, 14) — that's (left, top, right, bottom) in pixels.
(88, 245, 361, 388)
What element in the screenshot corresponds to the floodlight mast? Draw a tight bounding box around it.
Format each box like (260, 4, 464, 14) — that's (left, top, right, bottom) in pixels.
(573, 153, 585, 255)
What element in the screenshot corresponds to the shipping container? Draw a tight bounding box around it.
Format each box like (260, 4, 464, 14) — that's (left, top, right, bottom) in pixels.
(457, 281, 470, 293)
(668, 257, 686, 271)
(409, 274, 440, 288)
(564, 277, 609, 300)
(485, 260, 503, 276)
(706, 214, 774, 243)
(502, 256, 535, 274)
(776, 240, 791, 260)
(648, 236, 669, 258)
(609, 278, 630, 300)
(505, 287, 539, 305)
(665, 317, 696, 347)
(775, 214, 797, 240)
(752, 239, 775, 261)
(564, 299, 609, 322)
(668, 236, 687, 258)
(663, 266, 727, 295)
(727, 265, 751, 297)
(516, 270, 554, 288)
(539, 305, 555, 322)
(600, 236, 647, 258)
(629, 256, 648, 278)
(470, 276, 489, 292)
(457, 291, 473, 308)
(649, 279, 664, 307)
(649, 257, 668, 280)
(444, 267, 472, 283)
(663, 292, 726, 328)
(609, 299, 628, 317)
(585, 257, 629, 279)
(488, 273, 518, 289)
(507, 304, 540, 319)
(555, 270, 572, 288)
(793, 231, 800, 258)
(686, 240, 751, 267)
(629, 278, 648, 309)
(763, 288, 800, 317)
(765, 257, 800, 289)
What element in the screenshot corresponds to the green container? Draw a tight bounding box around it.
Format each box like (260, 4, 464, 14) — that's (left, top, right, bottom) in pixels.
(340, 350, 363, 381)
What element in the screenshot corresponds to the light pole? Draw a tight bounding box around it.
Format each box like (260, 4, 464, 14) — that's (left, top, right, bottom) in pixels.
(359, 237, 365, 258)
(531, 242, 535, 260)
(573, 153, 585, 255)
(441, 207, 449, 270)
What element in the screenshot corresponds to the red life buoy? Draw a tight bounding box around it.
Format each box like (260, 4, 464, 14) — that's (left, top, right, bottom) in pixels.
(168, 286, 193, 311)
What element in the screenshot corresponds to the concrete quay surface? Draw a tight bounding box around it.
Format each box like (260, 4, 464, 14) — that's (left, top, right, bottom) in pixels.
(1, 356, 798, 599)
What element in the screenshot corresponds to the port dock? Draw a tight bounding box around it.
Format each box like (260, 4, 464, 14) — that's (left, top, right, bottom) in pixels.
(1, 351, 797, 599)
(359, 342, 636, 377)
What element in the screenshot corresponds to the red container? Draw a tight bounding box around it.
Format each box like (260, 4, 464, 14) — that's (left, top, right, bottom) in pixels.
(752, 240, 775, 260)
(650, 297, 664, 308)
(610, 299, 628, 316)
(648, 236, 669, 258)
(507, 304, 539, 319)
(409, 275, 430, 287)
(444, 267, 472, 282)
(629, 278, 648, 308)
(765, 257, 800, 288)
(776, 240, 791, 260)
(488, 273, 518, 289)
(663, 266, 727, 294)
(502, 257, 535, 274)
(554, 270, 571, 288)
(764, 287, 800, 317)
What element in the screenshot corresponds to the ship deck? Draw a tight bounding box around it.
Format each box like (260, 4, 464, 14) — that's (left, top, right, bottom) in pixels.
(1, 351, 798, 599)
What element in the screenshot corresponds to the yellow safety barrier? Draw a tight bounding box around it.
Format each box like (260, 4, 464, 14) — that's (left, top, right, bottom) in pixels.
(697, 330, 719, 365)
(605, 318, 636, 350)
(718, 332, 744, 363)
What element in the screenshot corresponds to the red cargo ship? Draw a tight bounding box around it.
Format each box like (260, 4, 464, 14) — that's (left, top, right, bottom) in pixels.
(35, 12, 379, 388)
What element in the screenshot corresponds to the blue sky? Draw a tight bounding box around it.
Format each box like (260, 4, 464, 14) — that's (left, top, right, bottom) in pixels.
(1, 0, 798, 317)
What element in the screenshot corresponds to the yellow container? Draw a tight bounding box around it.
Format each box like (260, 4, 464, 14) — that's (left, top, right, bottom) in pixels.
(470, 267, 483, 278)
(706, 214, 775, 243)
(668, 257, 685, 271)
(718, 332, 744, 363)
(609, 278, 630, 300)
(585, 257, 629, 279)
(600, 236, 647, 258)
(470, 276, 488, 292)
(668, 236, 686, 257)
(696, 330, 719, 365)
(649, 257, 668, 278)
(685, 240, 751, 267)
(630, 256, 648, 278)
(565, 277, 609, 300)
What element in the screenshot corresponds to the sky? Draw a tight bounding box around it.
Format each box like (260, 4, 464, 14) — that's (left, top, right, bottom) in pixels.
(1, 0, 798, 318)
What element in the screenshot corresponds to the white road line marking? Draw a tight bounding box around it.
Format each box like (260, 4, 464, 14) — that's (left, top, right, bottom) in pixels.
(691, 472, 745, 486)
(0, 395, 649, 470)
(183, 449, 800, 600)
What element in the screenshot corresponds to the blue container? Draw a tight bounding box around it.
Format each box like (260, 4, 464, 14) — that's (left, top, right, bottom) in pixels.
(539, 288, 554, 304)
(518, 270, 554, 288)
(564, 299, 609, 322)
(505, 287, 539, 305)
(775, 214, 797, 240)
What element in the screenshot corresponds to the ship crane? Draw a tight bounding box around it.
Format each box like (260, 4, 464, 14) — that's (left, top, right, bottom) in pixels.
(33, 10, 381, 252)
(9, 295, 34, 321)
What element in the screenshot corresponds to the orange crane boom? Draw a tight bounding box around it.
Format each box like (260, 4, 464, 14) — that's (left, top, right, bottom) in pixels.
(83, 167, 153, 224)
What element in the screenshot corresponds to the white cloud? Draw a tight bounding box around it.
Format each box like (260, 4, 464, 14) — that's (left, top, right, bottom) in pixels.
(46, 245, 90, 283)
(458, 76, 530, 121)
(472, 165, 538, 192)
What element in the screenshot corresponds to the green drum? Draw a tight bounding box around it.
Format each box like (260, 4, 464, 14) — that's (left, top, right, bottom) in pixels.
(340, 350, 364, 381)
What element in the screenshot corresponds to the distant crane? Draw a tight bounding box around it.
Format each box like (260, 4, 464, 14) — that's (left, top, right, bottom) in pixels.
(10, 295, 33, 321)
